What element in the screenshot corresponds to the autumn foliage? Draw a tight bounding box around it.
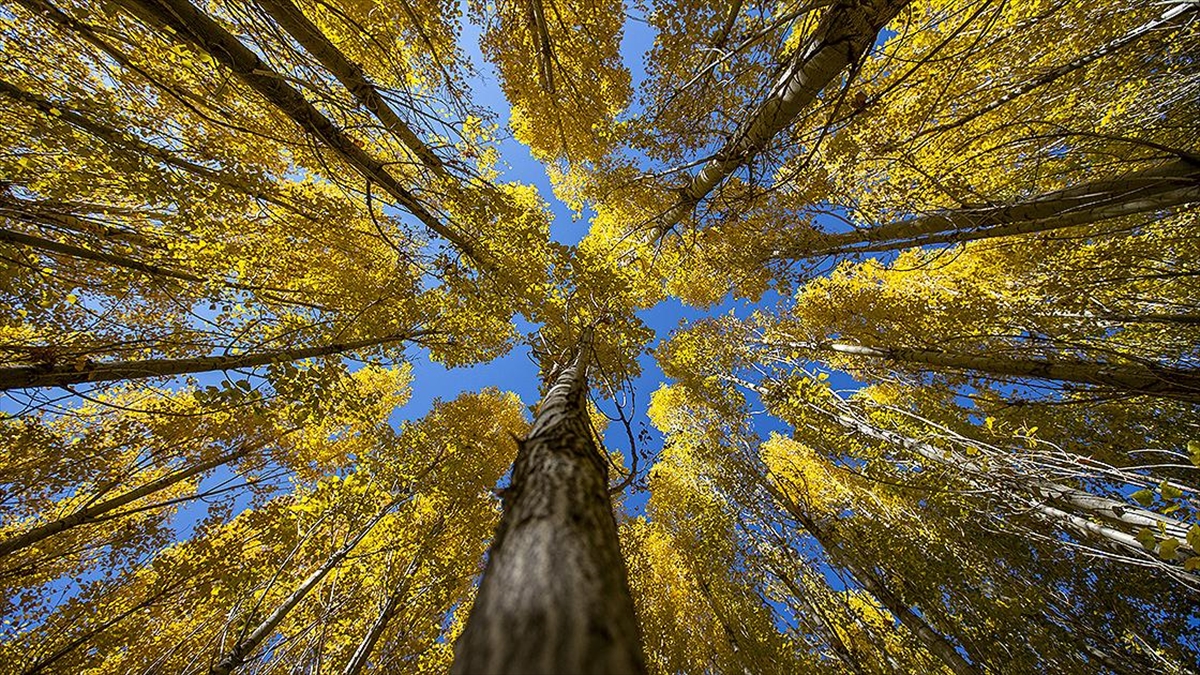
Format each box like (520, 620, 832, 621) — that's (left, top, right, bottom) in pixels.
(1, 0, 1198, 672)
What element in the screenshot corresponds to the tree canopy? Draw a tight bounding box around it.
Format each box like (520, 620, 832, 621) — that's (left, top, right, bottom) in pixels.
(1, 0, 1197, 673)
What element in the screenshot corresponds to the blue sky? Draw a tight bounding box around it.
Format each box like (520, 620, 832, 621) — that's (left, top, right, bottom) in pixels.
(391, 5, 744, 512)
(392, 5, 864, 513)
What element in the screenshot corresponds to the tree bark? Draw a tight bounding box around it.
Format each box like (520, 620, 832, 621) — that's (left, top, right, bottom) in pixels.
(0, 332, 423, 390)
(451, 332, 646, 675)
(655, 0, 910, 236)
(779, 159, 1200, 259)
(0, 445, 251, 559)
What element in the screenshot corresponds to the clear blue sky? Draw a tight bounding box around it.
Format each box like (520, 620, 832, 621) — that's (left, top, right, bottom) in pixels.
(391, 5, 869, 515)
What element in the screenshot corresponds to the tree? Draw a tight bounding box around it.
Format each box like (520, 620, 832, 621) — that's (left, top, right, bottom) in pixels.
(2, 0, 1199, 673)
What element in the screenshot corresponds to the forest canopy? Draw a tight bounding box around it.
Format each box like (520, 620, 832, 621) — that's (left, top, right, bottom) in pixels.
(0, 0, 1198, 673)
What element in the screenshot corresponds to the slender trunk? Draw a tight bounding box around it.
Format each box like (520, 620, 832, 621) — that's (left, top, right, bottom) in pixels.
(916, 2, 1199, 139)
(0, 224, 324, 308)
(451, 333, 646, 675)
(767, 565, 871, 675)
(341, 523, 441, 675)
(803, 398, 1196, 558)
(0, 191, 160, 248)
(23, 581, 184, 675)
(117, 0, 485, 267)
(655, 0, 910, 236)
(0, 332, 423, 390)
(211, 501, 396, 675)
(0, 225, 206, 283)
(529, 0, 557, 95)
(0, 78, 305, 216)
(0, 446, 251, 559)
(737, 375, 1196, 555)
(782, 340, 1200, 402)
(252, 0, 447, 177)
(780, 159, 1200, 259)
(766, 483, 982, 675)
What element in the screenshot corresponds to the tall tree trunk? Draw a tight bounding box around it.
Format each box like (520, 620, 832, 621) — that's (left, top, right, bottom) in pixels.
(765, 483, 983, 675)
(773, 340, 1200, 402)
(779, 159, 1200, 258)
(451, 332, 646, 675)
(0, 332, 423, 390)
(655, 0, 911, 236)
(252, 0, 447, 177)
(0, 445, 251, 559)
(116, 0, 485, 266)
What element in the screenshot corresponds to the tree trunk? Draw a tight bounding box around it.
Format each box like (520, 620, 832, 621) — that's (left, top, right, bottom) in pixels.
(766, 483, 983, 675)
(737, 376, 1196, 557)
(655, 0, 911, 236)
(0, 332, 422, 390)
(804, 399, 1196, 559)
(0, 224, 325, 309)
(767, 564, 871, 675)
(451, 332, 646, 675)
(341, 534, 435, 675)
(781, 159, 1200, 258)
(211, 500, 397, 675)
(116, 0, 484, 266)
(252, 0, 447, 177)
(780, 340, 1200, 402)
(0, 445, 251, 559)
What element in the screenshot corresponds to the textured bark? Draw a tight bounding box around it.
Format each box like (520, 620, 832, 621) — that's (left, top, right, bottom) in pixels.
(252, 0, 447, 177)
(655, 0, 910, 236)
(782, 159, 1200, 258)
(118, 0, 485, 266)
(0, 446, 251, 559)
(451, 336, 646, 675)
(0, 333, 423, 390)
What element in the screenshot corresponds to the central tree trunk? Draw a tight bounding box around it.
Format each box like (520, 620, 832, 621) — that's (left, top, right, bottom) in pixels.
(451, 335, 646, 675)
